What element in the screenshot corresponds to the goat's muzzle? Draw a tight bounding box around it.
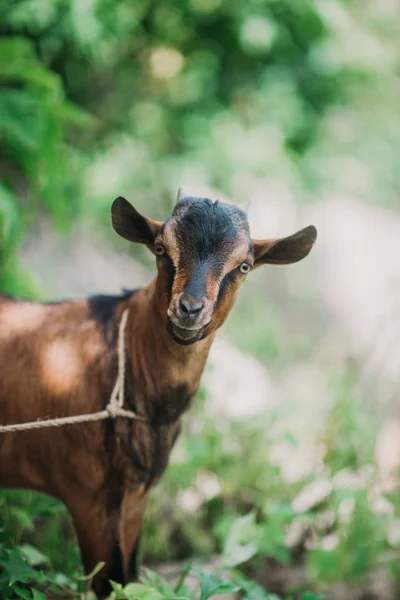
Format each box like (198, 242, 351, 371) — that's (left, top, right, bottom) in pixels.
(166, 317, 209, 345)
(167, 291, 213, 345)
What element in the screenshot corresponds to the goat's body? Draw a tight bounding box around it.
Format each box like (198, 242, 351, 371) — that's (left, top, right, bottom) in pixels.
(0, 287, 212, 597)
(0, 193, 317, 598)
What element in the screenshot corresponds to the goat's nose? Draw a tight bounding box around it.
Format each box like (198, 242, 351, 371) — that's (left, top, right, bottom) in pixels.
(179, 294, 204, 317)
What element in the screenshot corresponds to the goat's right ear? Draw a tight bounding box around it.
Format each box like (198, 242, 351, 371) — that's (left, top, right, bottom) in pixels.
(252, 225, 317, 267)
(111, 197, 163, 246)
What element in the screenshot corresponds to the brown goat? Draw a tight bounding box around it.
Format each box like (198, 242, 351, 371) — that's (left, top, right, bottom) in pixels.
(0, 192, 317, 598)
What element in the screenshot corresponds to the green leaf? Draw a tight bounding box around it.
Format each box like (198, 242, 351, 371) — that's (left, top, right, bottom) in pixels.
(193, 569, 239, 600)
(222, 513, 259, 568)
(0, 37, 61, 97)
(240, 580, 282, 600)
(78, 560, 105, 581)
(0, 549, 40, 586)
(109, 580, 125, 596)
(118, 583, 164, 600)
(13, 586, 32, 600)
(13, 586, 46, 600)
(0, 89, 44, 153)
(31, 590, 47, 600)
(18, 545, 49, 567)
(140, 568, 176, 596)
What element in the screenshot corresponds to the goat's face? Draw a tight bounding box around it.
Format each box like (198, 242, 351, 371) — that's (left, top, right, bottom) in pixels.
(111, 191, 317, 345)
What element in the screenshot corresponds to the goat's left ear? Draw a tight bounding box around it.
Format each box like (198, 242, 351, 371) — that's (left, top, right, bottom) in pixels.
(111, 196, 163, 248)
(252, 225, 317, 267)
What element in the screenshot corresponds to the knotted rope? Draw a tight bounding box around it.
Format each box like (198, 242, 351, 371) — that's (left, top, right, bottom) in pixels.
(0, 309, 145, 433)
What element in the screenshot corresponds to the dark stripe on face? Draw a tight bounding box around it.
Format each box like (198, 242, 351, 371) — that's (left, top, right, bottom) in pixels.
(162, 256, 176, 301)
(217, 269, 238, 306)
(181, 260, 209, 298)
(156, 254, 176, 302)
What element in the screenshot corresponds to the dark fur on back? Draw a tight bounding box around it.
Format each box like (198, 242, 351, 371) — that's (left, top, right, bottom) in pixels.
(88, 289, 138, 343)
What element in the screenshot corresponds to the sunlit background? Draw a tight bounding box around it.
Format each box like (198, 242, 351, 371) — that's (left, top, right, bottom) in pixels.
(1, 0, 400, 598)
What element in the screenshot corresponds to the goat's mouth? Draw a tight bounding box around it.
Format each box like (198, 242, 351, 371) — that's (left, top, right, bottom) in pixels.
(166, 318, 209, 346)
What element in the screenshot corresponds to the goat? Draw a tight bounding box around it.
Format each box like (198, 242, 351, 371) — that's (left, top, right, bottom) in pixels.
(0, 191, 317, 598)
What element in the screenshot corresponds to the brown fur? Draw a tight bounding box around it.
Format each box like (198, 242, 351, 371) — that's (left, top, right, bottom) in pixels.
(0, 195, 317, 598)
(0, 285, 214, 598)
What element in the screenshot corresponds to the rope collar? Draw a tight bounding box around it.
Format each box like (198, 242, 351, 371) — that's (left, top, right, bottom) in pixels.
(0, 309, 145, 433)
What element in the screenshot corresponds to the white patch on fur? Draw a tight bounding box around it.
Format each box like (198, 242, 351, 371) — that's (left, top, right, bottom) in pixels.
(0, 303, 46, 338)
(41, 340, 81, 395)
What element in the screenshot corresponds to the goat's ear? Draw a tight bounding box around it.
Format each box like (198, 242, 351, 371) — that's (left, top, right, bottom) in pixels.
(111, 197, 163, 246)
(252, 225, 317, 267)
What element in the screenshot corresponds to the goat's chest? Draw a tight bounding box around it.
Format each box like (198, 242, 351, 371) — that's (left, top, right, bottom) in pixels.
(118, 384, 193, 488)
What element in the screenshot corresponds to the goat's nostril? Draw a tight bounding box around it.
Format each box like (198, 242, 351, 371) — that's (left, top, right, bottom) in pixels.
(179, 295, 204, 317)
(180, 298, 190, 315)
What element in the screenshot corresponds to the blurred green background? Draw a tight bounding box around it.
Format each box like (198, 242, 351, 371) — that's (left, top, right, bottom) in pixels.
(1, 0, 400, 598)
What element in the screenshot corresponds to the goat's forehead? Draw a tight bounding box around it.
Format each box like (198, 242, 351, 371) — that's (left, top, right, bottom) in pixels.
(165, 198, 250, 248)
(161, 198, 250, 264)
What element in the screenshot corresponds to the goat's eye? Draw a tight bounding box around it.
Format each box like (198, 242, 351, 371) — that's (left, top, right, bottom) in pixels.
(155, 244, 166, 256)
(239, 262, 251, 274)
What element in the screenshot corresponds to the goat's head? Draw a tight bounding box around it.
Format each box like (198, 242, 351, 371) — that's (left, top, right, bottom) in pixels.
(111, 191, 317, 345)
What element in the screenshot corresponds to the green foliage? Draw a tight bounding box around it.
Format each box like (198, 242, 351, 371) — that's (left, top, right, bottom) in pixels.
(308, 489, 390, 587)
(1, 0, 400, 599)
(110, 567, 282, 600)
(0, 34, 91, 222)
(0, 537, 72, 599)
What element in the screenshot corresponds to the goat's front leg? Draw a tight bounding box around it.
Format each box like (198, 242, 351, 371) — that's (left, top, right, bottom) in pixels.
(67, 490, 121, 599)
(119, 487, 148, 581)
(67, 488, 147, 599)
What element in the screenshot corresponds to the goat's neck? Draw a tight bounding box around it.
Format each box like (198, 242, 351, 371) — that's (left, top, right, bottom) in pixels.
(127, 279, 215, 400)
